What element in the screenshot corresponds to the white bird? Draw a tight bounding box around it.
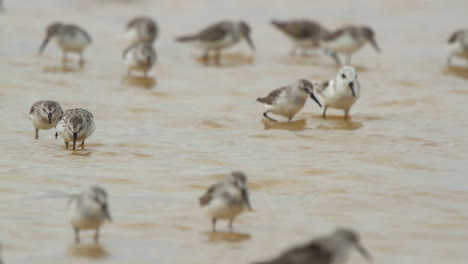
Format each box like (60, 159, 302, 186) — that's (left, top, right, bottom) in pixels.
(125, 16, 158, 45)
(123, 42, 157, 77)
(251, 228, 372, 264)
(38, 22, 92, 68)
(28, 100, 63, 139)
(447, 28, 468, 66)
(257, 79, 322, 122)
(68, 186, 112, 244)
(316, 66, 360, 120)
(56, 108, 95, 150)
(199, 171, 252, 232)
(322, 25, 380, 66)
(175, 20, 255, 65)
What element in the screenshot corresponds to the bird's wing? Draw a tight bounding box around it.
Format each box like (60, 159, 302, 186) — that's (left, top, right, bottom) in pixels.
(448, 30, 462, 44)
(323, 26, 350, 41)
(122, 43, 138, 58)
(257, 86, 287, 105)
(262, 242, 332, 264)
(199, 183, 219, 206)
(273, 20, 321, 39)
(29, 101, 40, 116)
(316, 80, 331, 95)
(67, 24, 92, 43)
(197, 21, 231, 42)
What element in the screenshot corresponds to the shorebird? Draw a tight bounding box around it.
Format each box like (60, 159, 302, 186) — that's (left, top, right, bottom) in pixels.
(316, 66, 360, 120)
(175, 20, 255, 65)
(68, 185, 112, 244)
(447, 28, 468, 66)
(271, 19, 330, 56)
(28, 100, 63, 139)
(199, 171, 253, 232)
(257, 79, 322, 122)
(125, 16, 158, 45)
(251, 228, 372, 264)
(56, 108, 95, 150)
(38, 22, 92, 68)
(123, 42, 157, 77)
(0, 243, 3, 264)
(322, 25, 380, 65)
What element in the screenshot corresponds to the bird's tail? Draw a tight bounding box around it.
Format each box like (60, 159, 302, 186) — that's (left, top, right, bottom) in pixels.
(175, 35, 198, 42)
(271, 20, 286, 30)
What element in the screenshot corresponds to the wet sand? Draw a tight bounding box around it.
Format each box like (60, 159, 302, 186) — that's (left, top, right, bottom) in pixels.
(1, 0, 468, 263)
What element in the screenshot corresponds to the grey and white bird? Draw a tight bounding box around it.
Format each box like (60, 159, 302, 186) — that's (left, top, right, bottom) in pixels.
(271, 19, 331, 56)
(0, 242, 4, 264)
(125, 16, 158, 45)
(257, 79, 322, 122)
(28, 100, 63, 139)
(199, 171, 253, 232)
(316, 66, 360, 120)
(251, 228, 372, 264)
(123, 42, 157, 77)
(38, 22, 92, 68)
(175, 20, 255, 65)
(68, 185, 112, 244)
(322, 25, 380, 66)
(56, 108, 95, 150)
(447, 28, 468, 66)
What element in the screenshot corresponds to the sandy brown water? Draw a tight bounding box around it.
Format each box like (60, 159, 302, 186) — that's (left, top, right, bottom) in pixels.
(1, 0, 468, 263)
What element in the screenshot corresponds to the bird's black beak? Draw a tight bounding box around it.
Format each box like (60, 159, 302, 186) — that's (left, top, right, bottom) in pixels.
(55, 132, 58, 139)
(309, 91, 322, 108)
(243, 32, 255, 52)
(370, 38, 381, 53)
(349, 82, 356, 97)
(356, 244, 372, 262)
(102, 203, 112, 222)
(72, 132, 77, 150)
(47, 113, 52, 124)
(241, 188, 253, 211)
(39, 35, 50, 54)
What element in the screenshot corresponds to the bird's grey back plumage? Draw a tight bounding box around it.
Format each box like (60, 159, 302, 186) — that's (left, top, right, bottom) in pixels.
(272, 20, 329, 40)
(251, 241, 332, 264)
(257, 86, 288, 105)
(62, 24, 92, 43)
(196, 21, 232, 42)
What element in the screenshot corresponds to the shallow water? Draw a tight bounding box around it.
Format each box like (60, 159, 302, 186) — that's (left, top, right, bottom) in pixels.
(1, 0, 468, 263)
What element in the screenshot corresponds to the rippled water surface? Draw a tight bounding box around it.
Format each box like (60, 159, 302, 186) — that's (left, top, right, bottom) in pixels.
(1, 0, 468, 263)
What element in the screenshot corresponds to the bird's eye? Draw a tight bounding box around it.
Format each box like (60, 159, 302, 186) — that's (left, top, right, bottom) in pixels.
(93, 196, 99, 203)
(341, 74, 346, 79)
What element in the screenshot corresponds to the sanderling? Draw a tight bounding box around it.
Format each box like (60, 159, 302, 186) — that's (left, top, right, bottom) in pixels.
(123, 42, 157, 77)
(175, 20, 255, 65)
(28, 100, 64, 139)
(125, 16, 158, 45)
(257, 79, 322, 122)
(56, 108, 95, 150)
(199, 171, 252, 232)
(68, 185, 112, 244)
(271, 19, 330, 56)
(251, 228, 372, 264)
(447, 28, 468, 66)
(322, 25, 380, 66)
(0, 243, 3, 264)
(38, 22, 92, 68)
(316, 66, 360, 120)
